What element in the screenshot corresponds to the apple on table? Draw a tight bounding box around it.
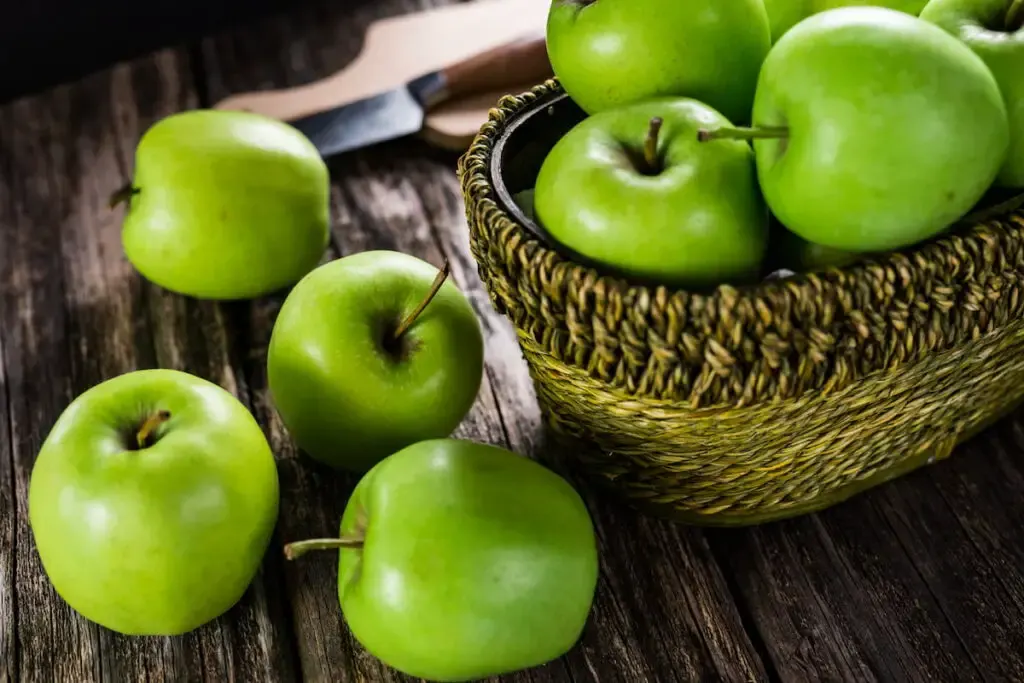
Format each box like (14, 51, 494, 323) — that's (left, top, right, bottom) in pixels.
(267, 250, 485, 472)
(28, 369, 280, 636)
(283, 438, 599, 683)
(117, 109, 331, 300)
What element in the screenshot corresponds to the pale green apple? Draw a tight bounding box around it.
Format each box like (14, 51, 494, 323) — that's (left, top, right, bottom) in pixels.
(267, 251, 484, 472)
(700, 7, 1009, 252)
(28, 369, 280, 635)
(119, 109, 330, 300)
(921, 0, 1024, 187)
(284, 438, 599, 682)
(546, 0, 770, 124)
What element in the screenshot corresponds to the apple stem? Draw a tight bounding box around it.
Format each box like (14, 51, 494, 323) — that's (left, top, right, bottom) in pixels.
(697, 126, 789, 143)
(1007, 0, 1024, 30)
(392, 261, 451, 340)
(643, 117, 663, 174)
(136, 410, 171, 449)
(283, 537, 365, 560)
(108, 183, 140, 209)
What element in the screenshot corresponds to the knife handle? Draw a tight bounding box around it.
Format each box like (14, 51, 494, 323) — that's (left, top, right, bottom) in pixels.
(421, 35, 552, 108)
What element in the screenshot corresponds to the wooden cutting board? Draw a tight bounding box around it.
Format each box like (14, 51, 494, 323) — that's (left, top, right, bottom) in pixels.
(213, 0, 552, 151)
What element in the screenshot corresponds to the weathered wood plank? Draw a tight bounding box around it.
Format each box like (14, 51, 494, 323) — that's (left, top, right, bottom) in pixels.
(707, 415, 1024, 682)
(709, 503, 983, 682)
(882, 423, 1024, 681)
(0, 48, 300, 682)
(0, 69, 108, 683)
(0, 291, 16, 683)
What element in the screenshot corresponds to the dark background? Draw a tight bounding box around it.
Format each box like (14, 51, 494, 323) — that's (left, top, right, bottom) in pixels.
(0, 0, 304, 101)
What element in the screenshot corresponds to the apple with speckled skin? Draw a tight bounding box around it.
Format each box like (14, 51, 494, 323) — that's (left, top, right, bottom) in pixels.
(28, 369, 280, 635)
(118, 109, 330, 300)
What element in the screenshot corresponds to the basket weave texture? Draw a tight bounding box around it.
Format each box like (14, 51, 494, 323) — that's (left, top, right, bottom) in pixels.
(458, 81, 1024, 524)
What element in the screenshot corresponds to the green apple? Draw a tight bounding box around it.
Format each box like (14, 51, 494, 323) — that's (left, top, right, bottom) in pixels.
(534, 98, 769, 287)
(116, 109, 330, 300)
(699, 7, 1009, 252)
(921, 0, 1024, 187)
(267, 251, 484, 472)
(765, 0, 930, 42)
(283, 438, 598, 682)
(28, 369, 280, 635)
(546, 0, 771, 123)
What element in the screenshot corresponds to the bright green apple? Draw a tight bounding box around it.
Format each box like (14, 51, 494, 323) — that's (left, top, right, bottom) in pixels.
(921, 0, 1024, 187)
(284, 438, 599, 682)
(766, 0, 931, 42)
(267, 251, 484, 472)
(534, 98, 769, 287)
(118, 109, 330, 300)
(699, 7, 1009, 252)
(28, 369, 280, 635)
(546, 0, 770, 123)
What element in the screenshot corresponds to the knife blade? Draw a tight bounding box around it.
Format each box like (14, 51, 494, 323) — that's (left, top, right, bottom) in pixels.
(288, 34, 551, 158)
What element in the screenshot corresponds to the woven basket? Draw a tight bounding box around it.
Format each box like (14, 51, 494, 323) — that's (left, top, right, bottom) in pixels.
(458, 80, 1024, 525)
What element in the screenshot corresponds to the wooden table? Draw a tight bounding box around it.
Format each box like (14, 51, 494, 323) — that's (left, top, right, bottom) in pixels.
(3, 1, 1024, 681)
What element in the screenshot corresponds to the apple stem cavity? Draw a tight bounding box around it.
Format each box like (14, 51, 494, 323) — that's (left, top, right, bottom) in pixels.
(392, 261, 451, 341)
(643, 117, 664, 175)
(108, 183, 140, 209)
(697, 126, 789, 143)
(135, 410, 171, 449)
(283, 537, 365, 560)
(1007, 0, 1024, 30)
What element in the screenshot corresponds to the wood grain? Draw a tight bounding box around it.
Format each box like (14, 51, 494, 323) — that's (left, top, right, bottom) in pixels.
(0, 65, 107, 683)
(0, 252, 16, 683)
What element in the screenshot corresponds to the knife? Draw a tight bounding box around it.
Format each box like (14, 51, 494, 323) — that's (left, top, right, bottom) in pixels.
(286, 34, 551, 158)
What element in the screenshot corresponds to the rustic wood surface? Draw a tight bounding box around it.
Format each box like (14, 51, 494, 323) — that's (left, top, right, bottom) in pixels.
(2, 1, 1024, 681)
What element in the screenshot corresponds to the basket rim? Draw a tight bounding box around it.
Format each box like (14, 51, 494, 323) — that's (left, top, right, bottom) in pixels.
(462, 79, 1024, 309)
